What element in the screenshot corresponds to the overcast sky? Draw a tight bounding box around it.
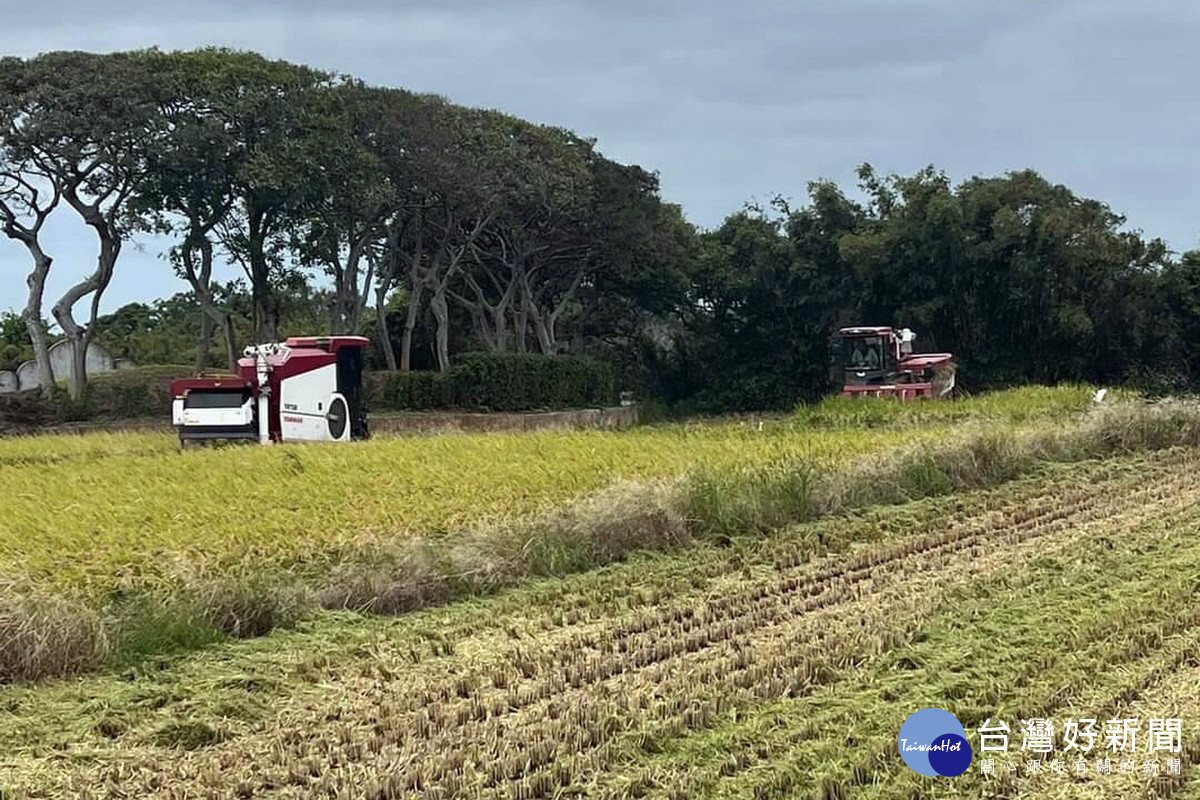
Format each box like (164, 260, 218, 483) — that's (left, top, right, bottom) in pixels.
(3, 0, 1199, 316)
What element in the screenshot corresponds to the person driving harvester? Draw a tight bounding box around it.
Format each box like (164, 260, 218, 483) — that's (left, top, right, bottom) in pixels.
(850, 341, 881, 369)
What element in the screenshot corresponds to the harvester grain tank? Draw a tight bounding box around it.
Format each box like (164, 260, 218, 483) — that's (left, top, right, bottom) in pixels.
(835, 326, 955, 399)
(170, 335, 369, 447)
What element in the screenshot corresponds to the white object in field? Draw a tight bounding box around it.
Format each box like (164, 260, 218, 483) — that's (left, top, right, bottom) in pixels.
(1093, 388, 1108, 404)
(898, 327, 917, 355)
(278, 363, 348, 442)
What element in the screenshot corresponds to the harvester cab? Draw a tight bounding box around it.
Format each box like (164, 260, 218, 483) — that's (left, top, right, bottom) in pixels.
(170, 335, 370, 447)
(835, 326, 956, 399)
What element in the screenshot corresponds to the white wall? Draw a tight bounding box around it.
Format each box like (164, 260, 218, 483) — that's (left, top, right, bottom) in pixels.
(8, 342, 125, 390)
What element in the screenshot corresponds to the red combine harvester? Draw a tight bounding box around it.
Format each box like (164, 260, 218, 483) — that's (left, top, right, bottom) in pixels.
(835, 326, 956, 399)
(170, 336, 370, 447)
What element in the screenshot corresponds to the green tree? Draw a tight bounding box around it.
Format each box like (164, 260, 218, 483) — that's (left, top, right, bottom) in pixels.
(0, 309, 35, 371)
(0, 51, 164, 396)
(290, 81, 396, 336)
(1164, 250, 1200, 383)
(453, 120, 593, 354)
(197, 52, 334, 343)
(571, 159, 696, 371)
(132, 49, 250, 370)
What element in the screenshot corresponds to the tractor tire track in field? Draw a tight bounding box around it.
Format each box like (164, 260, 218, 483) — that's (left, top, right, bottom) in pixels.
(53, 449, 1200, 800)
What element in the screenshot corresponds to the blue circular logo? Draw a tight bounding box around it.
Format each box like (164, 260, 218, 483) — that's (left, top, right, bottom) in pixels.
(898, 708, 973, 776)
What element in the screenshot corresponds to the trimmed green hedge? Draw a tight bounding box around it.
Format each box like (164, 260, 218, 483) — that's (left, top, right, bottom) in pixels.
(366, 352, 618, 412)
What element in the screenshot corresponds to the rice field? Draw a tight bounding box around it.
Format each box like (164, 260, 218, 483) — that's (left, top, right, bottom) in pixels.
(0, 386, 1099, 597)
(3, 446, 1199, 798)
(6, 384, 1200, 797)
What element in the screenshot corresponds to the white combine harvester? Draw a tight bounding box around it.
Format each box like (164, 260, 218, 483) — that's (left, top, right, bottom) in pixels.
(170, 336, 370, 447)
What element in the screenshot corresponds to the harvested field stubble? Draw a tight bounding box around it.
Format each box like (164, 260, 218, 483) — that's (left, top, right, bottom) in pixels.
(3, 447, 1200, 798)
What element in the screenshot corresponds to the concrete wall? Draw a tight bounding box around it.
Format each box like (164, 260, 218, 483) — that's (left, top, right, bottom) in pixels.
(48, 340, 115, 383)
(14, 360, 38, 390)
(0, 370, 17, 394)
(7, 342, 124, 391)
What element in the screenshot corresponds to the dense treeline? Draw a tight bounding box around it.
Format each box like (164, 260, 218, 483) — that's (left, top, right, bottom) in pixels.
(660, 166, 1199, 411)
(2, 49, 1198, 413)
(0, 49, 693, 399)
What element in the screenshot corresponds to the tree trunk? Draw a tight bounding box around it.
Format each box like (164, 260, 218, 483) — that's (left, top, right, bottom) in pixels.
(1, 187, 60, 395)
(400, 282, 423, 372)
(399, 209, 428, 372)
(22, 249, 54, 396)
(457, 255, 516, 352)
(180, 235, 237, 372)
(430, 286, 451, 371)
(53, 186, 126, 399)
(351, 250, 375, 335)
(334, 238, 374, 334)
(247, 210, 279, 342)
(514, 306, 528, 352)
(220, 314, 238, 372)
(467, 306, 495, 350)
(195, 311, 214, 372)
(520, 271, 555, 354)
(531, 312, 554, 354)
(484, 279, 515, 351)
(51, 237, 119, 400)
(67, 338, 88, 399)
(491, 304, 509, 351)
(376, 286, 397, 371)
(570, 299, 592, 354)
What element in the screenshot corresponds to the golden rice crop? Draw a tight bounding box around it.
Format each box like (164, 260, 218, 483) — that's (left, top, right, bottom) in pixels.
(0, 419, 944, 595)
(0, 386, 1124, 597)
(793, 382, 1113, 428)
(0, 383, 1129, 687)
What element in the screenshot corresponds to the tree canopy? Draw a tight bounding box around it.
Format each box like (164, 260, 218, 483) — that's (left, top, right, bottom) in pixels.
(1, 49, 1196, 409)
